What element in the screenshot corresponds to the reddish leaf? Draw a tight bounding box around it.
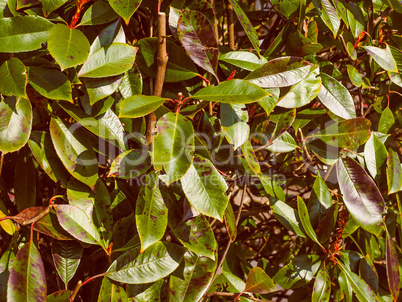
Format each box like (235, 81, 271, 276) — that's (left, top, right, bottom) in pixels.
(386, 233, 400, 302)
(336, 157, 386, 236)
(7, 242, 47, 301)
(177, 9, 218, 80)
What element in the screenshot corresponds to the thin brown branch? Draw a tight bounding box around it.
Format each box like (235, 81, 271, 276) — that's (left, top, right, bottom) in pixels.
(146, 12, 168, 145)
(226, 0, 235, 50)
(209, 0, 219, 41)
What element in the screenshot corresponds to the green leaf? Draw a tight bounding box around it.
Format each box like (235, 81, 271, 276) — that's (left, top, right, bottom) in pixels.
(108, 149, 151, 179)
(126, 280, 163, 301)
(0, 16, 53, 53)
(48, 24, 90, 70)
(49, 117, 98, 187)
(308, 173, 332, 227)
(163, 184, 218, 260)
(169, 251, 217, 302)
(245, 57, 312, 88)
(153, 112, 194, 185)
(337, 261, 381, 302)
(273, 254, 321, 289)
(28, 66, 72, 101)
(378, 107, 395, 134)
(191, 79, 269, 104)
(7, 242, 47, 301)
(221, 103, 249, 149)
(346, 64, 364, 87)
(387, 149, 402, 194)
(271, 200, 306, 238)
(336, 157, 386, 236)
(219, 51, 267, 71)
(297, 196, 325, 250)
(386, 231, 400, 302)
(224, 201, 236, 242)
(308, 118, 371, 149)
(244, 267, 276, 294)
(318, 73, 356, 119)
(83, 74, 123, 105)
(78, 0, 119, 26)
(47, 290, 73, 302)
(266, 132, 298, 153)
(118, 95, 167, 118)
(240, 140, 260, 175)
(277, 65, 321, 108)
(136, 171, 168, 252)
(98, 276, 128, 302)
(119, 65, 142, 98)
(312, 268, 331, 302)
(0, 57, 27, 98)
(177, 9, 218, 80)
(34, 209, 75, 240)
(312, 0, 340, 37)
(89, 19, 125, 56)
(67, 179, 112, 245)
(41, 0, 67, 16)
(51, 240, 83, 288)
(78, 43, 137, 78)
(270, 0, 300, 18)
(135, 37, 199, 82)
(57, 102, 126, 151)
(0, 96, 32, 154)
(108, 0, 141, 24)
(227, 0, 260, 56)
(181, 154, 229, 221)
(0, 199, 15, 235)
(347, 3, 365, 39)
(362, 45, 398, 72)
(54, 203, 106, 247)
(364, 132, 387, 180)
(271, 108, 296, 139)
(106, 241, 186, 284)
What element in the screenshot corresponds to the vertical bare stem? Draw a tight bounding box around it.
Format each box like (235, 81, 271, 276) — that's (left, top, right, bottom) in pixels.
(146, 12, 168, 145)
(209, 0, 219, 41)
(226, 0, 235, 50)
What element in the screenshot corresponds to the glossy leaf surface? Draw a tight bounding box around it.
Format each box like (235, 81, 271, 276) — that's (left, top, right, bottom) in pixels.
(244, 267, 276, 294)
(0, 96, 32, 154)
(245, 57, 312, 88)
(153, 112, 194, 185)
(191, 79, 269, 104)
(0, 16, 53, 52)
(48, 24, 90, 70)
(318, 73, 356, 119)
(135, 171, 168, 252)
(0, 57, 27, 98)
(181, 154, 229, 221)
(169, 251, 217, 302)
(337, 157, 386, 235)
(78, 43, 137, 78)
(106, 241, 186, 284)
(118, 95, 167, 118)
(49, 117, 98, 187)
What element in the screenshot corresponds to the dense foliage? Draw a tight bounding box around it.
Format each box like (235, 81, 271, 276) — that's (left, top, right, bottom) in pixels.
(0, 0, 402, 301)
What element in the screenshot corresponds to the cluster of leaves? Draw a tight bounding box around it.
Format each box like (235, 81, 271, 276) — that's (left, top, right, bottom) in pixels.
(1, 0, 402, 301)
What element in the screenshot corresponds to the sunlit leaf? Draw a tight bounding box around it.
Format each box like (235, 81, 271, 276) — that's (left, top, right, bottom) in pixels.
(153, 112, 194, 185)
(318, 73, 356, 119)
(0, 57, 27, 98)
(244, 267, 276, 294)
(0, 96, 32, 154)
(106, 241, 186, 284)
